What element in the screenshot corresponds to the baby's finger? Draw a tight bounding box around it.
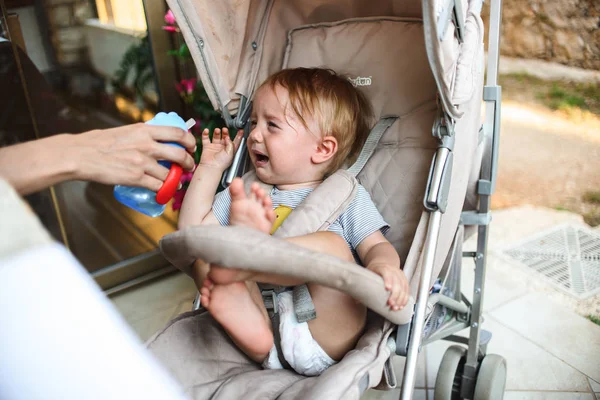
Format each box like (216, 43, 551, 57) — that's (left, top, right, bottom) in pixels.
(390, 279, 402, 310)
(214, 128, 222, 142)
(223, 134, 233, 154)
(201, 128, 210, 146)
(402, 283, 410, 308)
(380, 270, 393, 291)
(222, 128, 230, 144)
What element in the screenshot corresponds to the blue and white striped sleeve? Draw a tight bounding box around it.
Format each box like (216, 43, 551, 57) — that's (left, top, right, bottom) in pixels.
(339, 185, 390, 250)
(211, 188, 232, 226)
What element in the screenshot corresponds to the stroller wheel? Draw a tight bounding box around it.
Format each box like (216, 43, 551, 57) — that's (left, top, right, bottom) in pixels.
(473, 354, 507, 400)
(434, 345, 467, 400)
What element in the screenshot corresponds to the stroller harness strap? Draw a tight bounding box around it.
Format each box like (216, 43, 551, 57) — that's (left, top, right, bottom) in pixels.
(347, 116, 399, 177)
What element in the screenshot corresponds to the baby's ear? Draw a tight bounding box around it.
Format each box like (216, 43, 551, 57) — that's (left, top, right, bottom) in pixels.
(312, 135, 338, 165)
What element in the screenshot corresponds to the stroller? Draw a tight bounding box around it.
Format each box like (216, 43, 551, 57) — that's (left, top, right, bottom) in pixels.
(150, 0, 506, 398)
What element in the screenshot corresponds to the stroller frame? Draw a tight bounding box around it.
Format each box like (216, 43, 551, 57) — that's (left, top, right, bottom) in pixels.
(395, 0, 504, 397)
(179, 0, 506, 397)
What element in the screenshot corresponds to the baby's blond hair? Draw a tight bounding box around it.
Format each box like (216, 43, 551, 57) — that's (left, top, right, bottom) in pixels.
(258, 68, 374, 175)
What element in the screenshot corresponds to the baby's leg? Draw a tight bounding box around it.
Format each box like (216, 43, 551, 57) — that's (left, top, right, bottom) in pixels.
(294, 233, 368, 361)
(306, 282, 367, 361)
(207, 179, 366, 362)
(201, 178, 276, 363)
(200, 280, 272, 362)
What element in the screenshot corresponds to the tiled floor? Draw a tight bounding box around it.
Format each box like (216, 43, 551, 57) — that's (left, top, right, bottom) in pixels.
(111, 207, 600, 399)
(110, 272, 197, 342)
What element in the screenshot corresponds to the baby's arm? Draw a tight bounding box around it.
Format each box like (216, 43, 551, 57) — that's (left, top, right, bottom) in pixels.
(178, 128, 242, 230)
(357, 231, 409, 311)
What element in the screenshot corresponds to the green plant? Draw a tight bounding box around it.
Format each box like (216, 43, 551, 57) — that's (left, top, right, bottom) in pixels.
(588, 315, 600, 326)
(112, 35, 154, 101)
(163, 10, 226, 136)
(583, 211, 600, 227)
(500, 73, 600, 116)
(163, 10, 229, 208)
(582, 191, 600, 204)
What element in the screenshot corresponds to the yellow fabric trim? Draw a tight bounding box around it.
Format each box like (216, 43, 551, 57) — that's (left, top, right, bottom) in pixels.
(270, 205, 293, 235)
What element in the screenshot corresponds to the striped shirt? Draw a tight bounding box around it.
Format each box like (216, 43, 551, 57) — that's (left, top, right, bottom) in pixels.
(212, 184, 389, 256)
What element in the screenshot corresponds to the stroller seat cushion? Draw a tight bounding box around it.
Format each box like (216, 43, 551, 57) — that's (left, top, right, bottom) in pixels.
(262, 291, 337, 376)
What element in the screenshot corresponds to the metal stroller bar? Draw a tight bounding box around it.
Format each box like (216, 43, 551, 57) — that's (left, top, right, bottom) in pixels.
(400, 211, 443, 400)
(460, 0, 503, 396)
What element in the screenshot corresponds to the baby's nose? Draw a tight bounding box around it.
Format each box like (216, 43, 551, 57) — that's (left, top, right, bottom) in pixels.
(249, 127, 263, 143)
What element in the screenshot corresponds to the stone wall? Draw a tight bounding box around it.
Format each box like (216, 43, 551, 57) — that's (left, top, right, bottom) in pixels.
(43, 0, 93, 67)
(482, 0, 599, 70)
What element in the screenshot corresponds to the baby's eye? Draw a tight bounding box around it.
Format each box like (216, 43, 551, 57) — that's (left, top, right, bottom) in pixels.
(268, 121, 279, 129)
(249, 119, 257, 127)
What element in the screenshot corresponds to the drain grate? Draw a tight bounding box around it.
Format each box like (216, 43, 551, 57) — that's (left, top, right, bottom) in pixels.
(504, 224, 600, 299)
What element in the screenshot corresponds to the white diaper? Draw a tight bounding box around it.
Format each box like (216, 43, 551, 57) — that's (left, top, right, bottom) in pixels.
(262, 291, 337, 376)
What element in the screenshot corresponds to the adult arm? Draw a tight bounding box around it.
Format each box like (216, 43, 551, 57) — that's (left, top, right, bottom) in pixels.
(0, 123, 197, 196)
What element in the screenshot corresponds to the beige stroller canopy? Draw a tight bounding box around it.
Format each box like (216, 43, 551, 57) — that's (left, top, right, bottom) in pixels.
(168, 0, 482, 121)
(154, 0, 505, 398)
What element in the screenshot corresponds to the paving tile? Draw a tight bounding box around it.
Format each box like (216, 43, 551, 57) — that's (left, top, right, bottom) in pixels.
(110, 273, 197, 323)
(490, 292, 600, 382)
(591, 377, 600, 392)
(426, 316, 590, 391)
(361, 388, 400, 400)
(487, 206, 585, 249)
(360, 349, 427, 400)
(503, 392, 594, 400)
(361, 388, 428, 400)
(392, 347, 427, 388)
(461, 253, 530, 311)
(425, 339, 459, 390)
(412, 389, 428, 400)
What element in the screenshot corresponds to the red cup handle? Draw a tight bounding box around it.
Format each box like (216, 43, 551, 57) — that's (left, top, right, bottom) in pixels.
(156, 164, 183, 205)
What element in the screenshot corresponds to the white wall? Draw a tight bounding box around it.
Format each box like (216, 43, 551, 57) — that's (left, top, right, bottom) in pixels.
(11, 6, 53, 72)
(84, 18, 145, 79)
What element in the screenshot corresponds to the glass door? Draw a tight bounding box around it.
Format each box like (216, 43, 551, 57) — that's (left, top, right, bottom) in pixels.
(0, 0, 185, 294)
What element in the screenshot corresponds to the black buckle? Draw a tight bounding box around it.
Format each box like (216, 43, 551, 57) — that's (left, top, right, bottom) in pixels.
(261, 289, 278, 314)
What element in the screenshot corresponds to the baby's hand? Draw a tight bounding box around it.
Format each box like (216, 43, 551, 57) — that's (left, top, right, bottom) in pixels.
(199, 127, 243, 171)
(368, 263, 409, 311)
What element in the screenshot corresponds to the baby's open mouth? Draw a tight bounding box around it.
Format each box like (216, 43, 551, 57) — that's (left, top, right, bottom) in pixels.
(254, 150, 269, 165)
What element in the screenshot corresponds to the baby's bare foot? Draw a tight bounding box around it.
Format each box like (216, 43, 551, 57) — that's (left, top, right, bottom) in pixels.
(200, 279, 273, 363)
(229, 178, 275, 234)
(209, 178, 276, 284)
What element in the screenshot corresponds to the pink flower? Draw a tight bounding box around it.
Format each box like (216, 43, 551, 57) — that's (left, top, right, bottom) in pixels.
(182, 79, 196, 95)
(162, 26, 179, 33)
(172, 189, 185, 211)
(191, 123, 203, 136)
(180, 170, 194, 185)
(164, 10, 176, 25)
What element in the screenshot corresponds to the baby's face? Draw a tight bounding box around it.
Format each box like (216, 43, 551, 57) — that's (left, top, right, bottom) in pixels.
(248, 85, 324, 188)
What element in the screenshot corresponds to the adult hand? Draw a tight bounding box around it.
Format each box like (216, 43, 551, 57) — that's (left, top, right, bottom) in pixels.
(72, 123, 197, 192)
